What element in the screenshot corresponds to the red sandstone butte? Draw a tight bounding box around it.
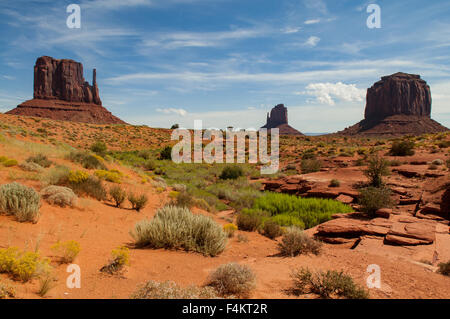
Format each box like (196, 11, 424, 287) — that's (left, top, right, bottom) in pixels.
(261, 104, 303, 135)
(339, 72, 448, 136)
(6, 56, 125, 125)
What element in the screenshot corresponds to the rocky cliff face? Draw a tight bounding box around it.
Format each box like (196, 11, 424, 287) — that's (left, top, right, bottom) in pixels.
(34, 56, 101, 105)
(365, 72, 431, 120)
(339, 72, 447, 136)
(261, 104, 303, 135)
(7, 56, 125, 125)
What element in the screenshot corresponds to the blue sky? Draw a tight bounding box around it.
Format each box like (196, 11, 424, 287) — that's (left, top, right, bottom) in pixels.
(0, 0, 449, 132)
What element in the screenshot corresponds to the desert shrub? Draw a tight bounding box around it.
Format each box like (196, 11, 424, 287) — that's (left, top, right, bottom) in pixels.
(219, 165, 244, 180)
(94, 169, 122, 183)
(68, 170, 89, 184)
(363, 155, 390, 187)
(3, 159, 18, 167)
(128, 192, 148, 212)
(42, 165, 70, 186)
(278, 227, 321, 257)
(40, 185, 77, 207)
(0, 247, 50, 282)
(438, 261, 450, 276)
(100, 246, 129, 274)
(69, 176, 107, 201)
(251, 193, 353, 229)
(223, 223, 238, 238)
(131, 280, 218, 299)
(359, 186, 393, 218)
(26, 154, 52, 168)
(143, 159, 157, 171)
(172, 184, 187, 192)
(388, 159, 403, 167)
(20, 162, 44, 172)
(174, 191, 194, 208)
(37, 275, 56, 297)
(0, 182, 41, 222)
(301, 158, 322, 174)
(432, 159, 444, 166)
(109, 185, 126, 208)
(90, 141, 108, 157)
(0, 282, 15, 299)
(131, 205, 227, 256)
(159, 146, 172, 160)
(67, 151, 107, 170)
(51, 240, 80, 263)
(261, 220, 283, 239)
(236, 211, 264, 231)
(208, 263, 256, 297)
(437, 140, 450, 148)
(290, 267, 369, 299)
(329, 179, 340, 187)
(389, 140, 415, 156)
(171, 124, 180, 129)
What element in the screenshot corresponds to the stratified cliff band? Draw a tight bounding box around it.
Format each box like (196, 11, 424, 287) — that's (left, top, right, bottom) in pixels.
(7, 56, 125, 124)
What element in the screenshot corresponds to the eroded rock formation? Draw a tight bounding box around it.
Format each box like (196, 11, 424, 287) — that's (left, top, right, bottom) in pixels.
(261, 104, 303, 135)
(339, 72, 448, 136)
(7, 56, 125, 124)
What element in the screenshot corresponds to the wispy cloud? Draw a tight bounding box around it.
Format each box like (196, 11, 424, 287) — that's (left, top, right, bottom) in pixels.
(156, 107, 188, 116)
(304, 19, 320, 25)
(304, 36, 320, 47)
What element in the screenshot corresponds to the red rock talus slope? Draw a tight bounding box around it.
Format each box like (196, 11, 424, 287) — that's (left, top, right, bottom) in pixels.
(6, 56, 126, 124)
(339, 72, 448, 136)
(261, 104, 303, 135)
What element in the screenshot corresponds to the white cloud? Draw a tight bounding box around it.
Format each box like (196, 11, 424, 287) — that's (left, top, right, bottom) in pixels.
(304, 19, 320, 25)
(156, 107, 188, 116)
(281, 27, 301, 34)
(304, 36, 320, 47)
(299, 82, 366, 106)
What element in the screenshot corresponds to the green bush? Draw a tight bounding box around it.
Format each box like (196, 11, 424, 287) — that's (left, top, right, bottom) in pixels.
(278, 227, 321, 257)
(40, 185, 77, 207)
(20, 162, 44, 173)
(174, 191, 194, 208)
(208, 263, 256, 297)
(363, 155, 390, 187)
(290, 267, 369, 299)
(69, 176, 107, 201)
(131, 205, 227, 256)
(261, 220, 283, 239)
(438, 261, 450, 276)
(109, 185, 126, 208)
(159, 146, 172, 160)
(301, 159, 321, 174)
(0, 183, 41, 222)
(42, 165, 70, 186)
(236, 211, 265, 231)
(90, 141, 108, 157)
(128, 192, 148, 212)
(3, 159, 18, 167)
(26, 154, 52, 168)
(67, 151, 107, 170)
(131, 280, 218, 299)
(219, 165, 244, 180)
(359, 186, 393, 218)
(389, 140, 415, 156)
(329, 179, 340, 187)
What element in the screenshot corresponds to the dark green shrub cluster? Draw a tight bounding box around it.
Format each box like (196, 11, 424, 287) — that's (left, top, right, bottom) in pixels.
(90, 141, 108, 157)
(389, 140, 415, 156)
(329, 179, 340, 187)
(67, 151, 107, 170)
(438, 261, 450, 276)
(26, 154, 52, 168)
(291, 267, 369, 299)
(358, 186, 393, 217)
(69, 176, 107, 201)
(131, 206, 227, 256)
(261, 220, 283, 239)
(301, 159, 322, 173)
(219, 165, 244, 180)
(128, 192, 148, 212)
(159, 146, 172, 160)
(109, 185, 126, 208)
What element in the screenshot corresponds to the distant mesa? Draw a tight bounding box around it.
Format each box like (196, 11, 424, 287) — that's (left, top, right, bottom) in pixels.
(6, 56, 125, 124)
(261, 104, 303, 135)
(339, 72, 448, 136)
